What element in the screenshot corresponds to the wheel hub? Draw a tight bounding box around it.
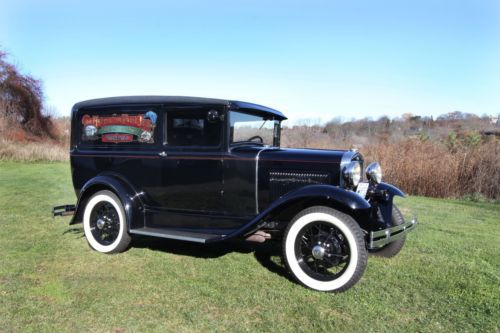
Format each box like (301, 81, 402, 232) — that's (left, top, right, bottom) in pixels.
(96, 218, 106, 230)
(312, 245, 326, 259)
(309, 230, 344, 266)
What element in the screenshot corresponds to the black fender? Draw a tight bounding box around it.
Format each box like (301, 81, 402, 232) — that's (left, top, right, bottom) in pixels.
(70, 174, 145, 229)
(377, 182, 405, 198)
(219, 184, 371, 241)
(370, 182, 406, 229)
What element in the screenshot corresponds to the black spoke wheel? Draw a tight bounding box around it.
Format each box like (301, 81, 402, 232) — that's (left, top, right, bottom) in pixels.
(296, 222, 350, 282)
(283, 206, 367, 292)
(83, 190, 131, 254)
(89, 202, 121, 246)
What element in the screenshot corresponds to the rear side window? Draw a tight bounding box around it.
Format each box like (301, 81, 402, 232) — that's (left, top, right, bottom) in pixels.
(166, 109, 222, 147)
(80, 109, 159, 146)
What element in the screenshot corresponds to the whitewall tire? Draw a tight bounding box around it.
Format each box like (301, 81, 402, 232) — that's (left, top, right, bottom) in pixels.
(83, 190, 131, 254)
(283, 206, 367, 292)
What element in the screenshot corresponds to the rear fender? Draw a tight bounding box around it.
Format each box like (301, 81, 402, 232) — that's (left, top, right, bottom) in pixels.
(70, 174, 145, 229)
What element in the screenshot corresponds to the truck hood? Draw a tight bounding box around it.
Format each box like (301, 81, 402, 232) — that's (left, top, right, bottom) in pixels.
(259, 147, 346, 164)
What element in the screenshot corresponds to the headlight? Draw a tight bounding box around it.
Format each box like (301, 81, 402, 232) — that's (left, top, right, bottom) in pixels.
(342, 161, 361, 188)
(365, 162, 382, 184)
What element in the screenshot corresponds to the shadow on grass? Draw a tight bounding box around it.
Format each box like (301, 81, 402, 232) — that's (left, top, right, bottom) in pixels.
(64, 226, 293, 282)
(132, 236, 293, 281)
(253, 242, 294, 282)
(63, 226, 85, 237)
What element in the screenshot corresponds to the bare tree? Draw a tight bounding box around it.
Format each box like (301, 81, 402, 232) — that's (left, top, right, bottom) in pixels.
(0, 50, 55, 138)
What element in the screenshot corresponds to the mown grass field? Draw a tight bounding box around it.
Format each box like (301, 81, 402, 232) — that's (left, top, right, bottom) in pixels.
(0, 162, 499, 332)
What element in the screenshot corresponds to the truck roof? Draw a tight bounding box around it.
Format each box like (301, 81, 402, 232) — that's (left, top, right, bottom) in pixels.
(73, 96, 287, 120)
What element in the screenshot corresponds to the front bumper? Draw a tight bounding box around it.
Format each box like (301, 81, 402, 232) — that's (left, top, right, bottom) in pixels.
(368, 216, 418, 249)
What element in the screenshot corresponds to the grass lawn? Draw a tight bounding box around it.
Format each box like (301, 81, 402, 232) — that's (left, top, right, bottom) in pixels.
(0, 162, 499, 332)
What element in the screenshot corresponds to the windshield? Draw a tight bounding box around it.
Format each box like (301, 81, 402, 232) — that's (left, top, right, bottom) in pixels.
(229, 111, 280, 146)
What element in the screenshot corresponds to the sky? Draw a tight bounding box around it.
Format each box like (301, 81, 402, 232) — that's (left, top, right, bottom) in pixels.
(1, 0, 499, 123)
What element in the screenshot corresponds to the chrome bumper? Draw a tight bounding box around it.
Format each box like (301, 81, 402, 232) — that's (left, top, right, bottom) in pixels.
(368, 217, 418, 249)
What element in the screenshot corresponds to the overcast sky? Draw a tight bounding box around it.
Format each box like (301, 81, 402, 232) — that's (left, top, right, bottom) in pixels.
(1, 0, 499, 123)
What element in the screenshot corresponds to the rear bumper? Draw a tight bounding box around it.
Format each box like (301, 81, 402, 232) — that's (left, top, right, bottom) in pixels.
(52, 204, 76, 217)
(368, 216, 418, 249)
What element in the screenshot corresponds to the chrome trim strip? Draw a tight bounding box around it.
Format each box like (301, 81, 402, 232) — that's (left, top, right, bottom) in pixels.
(255, 147, 271, 214)
(368, 216, 418, 249)
(129, 229, 210, 243)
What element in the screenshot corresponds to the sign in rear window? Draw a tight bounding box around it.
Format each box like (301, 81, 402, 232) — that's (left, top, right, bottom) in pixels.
(81, 111, 157, 144)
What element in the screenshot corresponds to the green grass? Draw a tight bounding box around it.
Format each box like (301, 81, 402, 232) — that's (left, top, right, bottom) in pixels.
(0, 162, 499, 333)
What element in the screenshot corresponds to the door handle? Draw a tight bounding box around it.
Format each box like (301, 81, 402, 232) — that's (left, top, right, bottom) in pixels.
(158, 151, 167, 158)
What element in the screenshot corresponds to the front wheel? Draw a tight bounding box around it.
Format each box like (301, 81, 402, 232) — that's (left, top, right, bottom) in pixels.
(283, 206, 367, 292)
(83, 190, 131, 254)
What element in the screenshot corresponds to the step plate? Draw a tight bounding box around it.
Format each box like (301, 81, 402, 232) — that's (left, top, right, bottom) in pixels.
(129, 227, 223, 243)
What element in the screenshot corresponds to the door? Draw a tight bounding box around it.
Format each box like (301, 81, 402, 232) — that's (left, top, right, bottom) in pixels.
(144, 107, 233, 231)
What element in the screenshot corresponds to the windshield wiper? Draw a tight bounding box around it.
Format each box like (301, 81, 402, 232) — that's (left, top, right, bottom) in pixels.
(259, 120, 268, 130)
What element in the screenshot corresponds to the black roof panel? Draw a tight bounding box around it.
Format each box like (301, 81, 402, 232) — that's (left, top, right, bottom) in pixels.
(73, 96, 287, 120)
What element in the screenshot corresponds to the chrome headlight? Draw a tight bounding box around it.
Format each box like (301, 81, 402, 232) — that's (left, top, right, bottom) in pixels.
(342, 161, 361, 188)
(365, 162, 382, 184)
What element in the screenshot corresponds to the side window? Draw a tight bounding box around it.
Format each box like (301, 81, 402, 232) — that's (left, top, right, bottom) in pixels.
(80, 109, 158, 145)
(166, 109, 222, 147)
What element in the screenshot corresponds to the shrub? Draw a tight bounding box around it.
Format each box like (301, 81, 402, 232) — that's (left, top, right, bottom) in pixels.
(362, 139, 499, 200)
(282, 126, 499, 200)
(0, 50, 56, 139)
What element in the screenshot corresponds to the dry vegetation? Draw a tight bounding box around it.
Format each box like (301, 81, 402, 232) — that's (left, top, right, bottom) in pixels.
(0, 138, 67, 162)
(0, 51, 56, 138)
(362, 139, 499, 200)
(0, 50, 68, 161)
(282, 113, 500, 200)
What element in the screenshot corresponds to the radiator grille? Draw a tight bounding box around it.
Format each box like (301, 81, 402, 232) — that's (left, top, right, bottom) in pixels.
(269, 170, 331, 199)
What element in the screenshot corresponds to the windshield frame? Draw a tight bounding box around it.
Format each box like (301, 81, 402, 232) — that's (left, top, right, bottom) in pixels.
(228, 109, 281, 149)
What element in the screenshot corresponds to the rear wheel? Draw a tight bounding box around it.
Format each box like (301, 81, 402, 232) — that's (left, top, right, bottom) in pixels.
(83, 190, 131, 254)
(369, 205, 406, 258)
(283, 206, 367, 292)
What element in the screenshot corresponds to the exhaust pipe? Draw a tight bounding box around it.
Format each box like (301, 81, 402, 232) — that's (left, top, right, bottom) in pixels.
(245, 230, 271, 243)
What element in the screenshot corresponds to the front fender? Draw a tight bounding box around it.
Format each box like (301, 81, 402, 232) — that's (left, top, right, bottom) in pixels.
(368, 182, 406, 229)
(377, 182, 406, 198)
(219, 184, 370, 241)
(264, 184, 371, 212)
(70, 174, 145, 229)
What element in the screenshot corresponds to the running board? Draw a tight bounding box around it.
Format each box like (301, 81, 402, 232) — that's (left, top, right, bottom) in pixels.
(129, 227, 224, 243)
